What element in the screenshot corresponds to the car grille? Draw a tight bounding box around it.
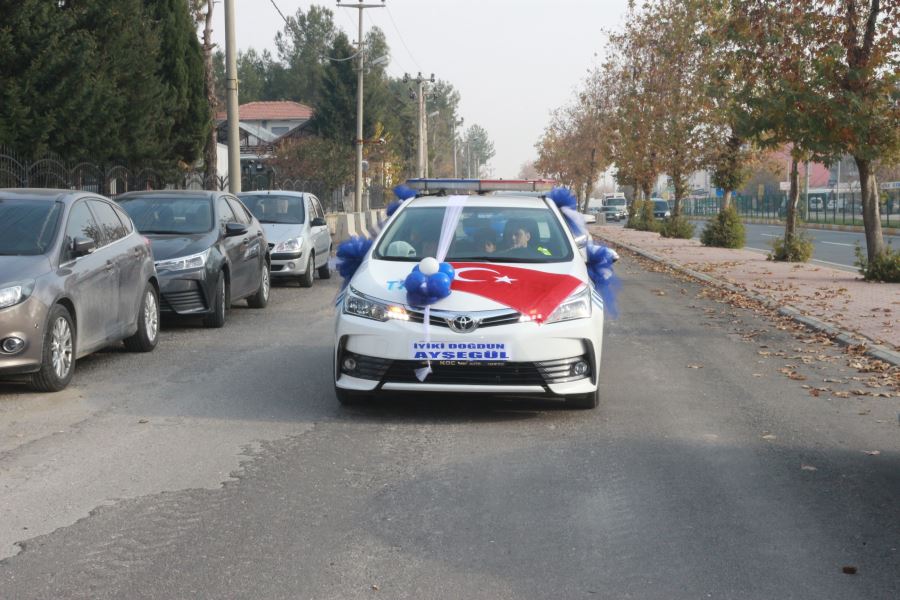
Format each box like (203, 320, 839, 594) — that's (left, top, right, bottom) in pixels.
(383, 360, 546, 386)
(341, 352, 590, 387)
(272, 251, 302, 261)
(160, 287, 206, 313)
(405, 307, 521, 329)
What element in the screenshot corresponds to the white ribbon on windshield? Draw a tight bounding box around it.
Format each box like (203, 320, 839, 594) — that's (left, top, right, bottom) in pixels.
(415, 195, 468, 382)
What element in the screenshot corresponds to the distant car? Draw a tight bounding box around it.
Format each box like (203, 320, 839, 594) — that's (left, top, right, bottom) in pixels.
(600, 205, 626, 222)
(116, 191, 270, 328)
(583, 212, 597, 224)
(652, 199, 671, 219)
(0, 189, 159, 391)
(237, 191, 331, 287)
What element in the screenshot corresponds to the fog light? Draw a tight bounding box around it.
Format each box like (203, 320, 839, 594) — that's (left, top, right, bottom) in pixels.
(287, 262, 296, 270)
(572, 360, 589, 377)
(342, 356, 357, 373)
(1, 337, 25, 354)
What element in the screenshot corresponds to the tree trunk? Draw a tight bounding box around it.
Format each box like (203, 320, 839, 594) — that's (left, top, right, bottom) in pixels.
(672, 170, 686, 218)
(784, 157, 800, 245)
(854, 156, 885, 262)
(722, 189, 733, 211)
(201, 1, 218, 190)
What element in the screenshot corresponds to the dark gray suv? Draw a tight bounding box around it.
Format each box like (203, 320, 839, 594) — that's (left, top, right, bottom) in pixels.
(0, 190, 159, 391)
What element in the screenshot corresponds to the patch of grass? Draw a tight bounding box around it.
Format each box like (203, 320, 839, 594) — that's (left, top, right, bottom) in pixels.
(626, 200, 660, 232)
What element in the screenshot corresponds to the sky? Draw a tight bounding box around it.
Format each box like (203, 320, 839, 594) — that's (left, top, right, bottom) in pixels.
(212, 0, 631, 178)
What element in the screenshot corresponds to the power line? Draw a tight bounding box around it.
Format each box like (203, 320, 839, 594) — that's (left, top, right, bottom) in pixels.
(384, 5, 422, 72)
(267, 0, 289, 24)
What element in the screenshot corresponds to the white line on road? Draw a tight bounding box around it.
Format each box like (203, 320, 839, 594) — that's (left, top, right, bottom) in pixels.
(820, 241, 855, 247)
(760, 233, 780, 238)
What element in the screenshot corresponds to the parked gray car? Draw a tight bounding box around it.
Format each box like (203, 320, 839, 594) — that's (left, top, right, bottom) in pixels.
(237, 191, 331, 287)
(0, 190, 159, 391)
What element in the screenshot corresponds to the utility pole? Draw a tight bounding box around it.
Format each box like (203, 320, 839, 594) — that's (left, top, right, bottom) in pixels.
(452, 118, 463, 178)
(407, 72, 434, 178)
(224, 0, 241, 193)
(338, 0, 385, 212)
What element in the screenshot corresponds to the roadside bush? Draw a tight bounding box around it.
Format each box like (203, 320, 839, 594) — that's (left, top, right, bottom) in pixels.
(855, 244, 900, 282)
(700, 206, 745, 248)
(659, 215, 695, 239)
(627, 200, 660, 232)
(768, 231, 814, 262)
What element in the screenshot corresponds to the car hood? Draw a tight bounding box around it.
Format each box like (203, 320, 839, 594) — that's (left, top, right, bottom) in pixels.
(261, 223, 304, 246)
(350, 258, 588, 312)
(146, 233, 215, 261)
(0, 255, 51, 285)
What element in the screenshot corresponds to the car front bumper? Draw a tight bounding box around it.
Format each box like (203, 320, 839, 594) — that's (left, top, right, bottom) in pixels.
(158, 270, 212, 315)
(270, 249, 309, 278)
(334, 308, 604, 397)
(0, 295, 48, 376)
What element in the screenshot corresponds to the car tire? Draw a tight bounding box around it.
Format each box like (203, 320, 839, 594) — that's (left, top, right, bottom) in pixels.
(246, 261, 270, 308)
(203, 272, 228, 328)
(123, 283, 159, 352)
(31, 305, 76, 392)
(565, 387, 599, 410)
(299, 253, 314, 288)
(317, 248, 331, 279)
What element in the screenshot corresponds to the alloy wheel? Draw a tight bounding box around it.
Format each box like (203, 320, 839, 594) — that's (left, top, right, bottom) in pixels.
(144, 290, 159, 341)
(50, 317, 73, 380)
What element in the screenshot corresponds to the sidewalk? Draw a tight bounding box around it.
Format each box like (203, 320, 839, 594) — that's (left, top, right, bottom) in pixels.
(590, 224, 900, 363)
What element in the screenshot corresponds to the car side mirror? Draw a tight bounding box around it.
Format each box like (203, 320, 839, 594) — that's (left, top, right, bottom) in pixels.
(310, 217, 326, 227)
(72, 237, 96, 258)
(225, 223, 248, 237)
(574, 233, 589, 249)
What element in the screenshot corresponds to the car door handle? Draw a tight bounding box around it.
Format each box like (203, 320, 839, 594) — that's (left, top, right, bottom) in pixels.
(105, 261, 114, 271)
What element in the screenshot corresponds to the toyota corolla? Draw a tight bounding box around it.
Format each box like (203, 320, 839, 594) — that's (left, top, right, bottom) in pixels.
(333, 179, 605, 409)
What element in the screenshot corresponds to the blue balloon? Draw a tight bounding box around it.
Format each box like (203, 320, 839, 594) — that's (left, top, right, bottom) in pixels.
(393, 184, 417, 200)
(549, 187, 578, 211)
(405, 270, 427, 292)
(438, 262, 455, 280)
(585, 242, 620, 318)
(426, 272, 452, 298)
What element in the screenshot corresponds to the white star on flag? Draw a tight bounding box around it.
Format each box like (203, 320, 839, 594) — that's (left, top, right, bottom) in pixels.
(495, 275, 516, 284)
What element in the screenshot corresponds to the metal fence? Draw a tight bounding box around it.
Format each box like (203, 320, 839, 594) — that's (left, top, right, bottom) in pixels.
(0, 147, 355, 213)
(681, 192, 899, 227)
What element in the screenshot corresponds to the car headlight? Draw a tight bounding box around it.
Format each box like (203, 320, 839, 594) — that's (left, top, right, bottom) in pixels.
(155, 248, 211, 272)
(274, 237, 302, 253)
(0, 281, 35, 310)
(545, 285, 592, 324)
(343, 288, 409, 322)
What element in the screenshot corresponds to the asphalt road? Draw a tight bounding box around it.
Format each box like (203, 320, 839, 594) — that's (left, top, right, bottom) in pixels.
(688, 220, 900, 271)
(1, 257, 898, 599)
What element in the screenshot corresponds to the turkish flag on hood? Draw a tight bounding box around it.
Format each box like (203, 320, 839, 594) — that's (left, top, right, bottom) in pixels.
(449, 262, 583, 323)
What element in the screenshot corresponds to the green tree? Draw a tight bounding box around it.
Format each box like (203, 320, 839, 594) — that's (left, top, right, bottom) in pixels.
(313, 32, 357, 144)
(464, 124, 495, 177)
(274, 5, 338, 105)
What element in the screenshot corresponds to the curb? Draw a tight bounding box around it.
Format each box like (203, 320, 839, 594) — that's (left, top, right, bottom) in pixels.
(600, 237, 900, 367)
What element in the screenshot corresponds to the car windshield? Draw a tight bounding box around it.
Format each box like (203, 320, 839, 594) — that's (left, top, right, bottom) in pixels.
(606, 199, 626, 207)
(240, 194, 305, 224)
(0, 198, 63, 255)
(374, 205, 574, 263)
(117, 196, 213, 234)
(653, 200, 669, 210)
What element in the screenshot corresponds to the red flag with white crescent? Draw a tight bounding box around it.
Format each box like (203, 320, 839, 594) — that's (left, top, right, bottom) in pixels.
(449, 262, 583, 323)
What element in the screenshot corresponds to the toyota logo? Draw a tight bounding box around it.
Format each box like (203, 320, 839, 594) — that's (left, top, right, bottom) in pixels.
(448, 315, 478, 333)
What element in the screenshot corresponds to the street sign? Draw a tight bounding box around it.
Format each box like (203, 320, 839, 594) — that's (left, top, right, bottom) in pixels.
(779, 181, 790, 191)
(880, 181, 900, 190)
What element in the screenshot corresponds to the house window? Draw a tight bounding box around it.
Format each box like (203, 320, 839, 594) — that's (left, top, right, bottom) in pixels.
(272, 127, 289, 136)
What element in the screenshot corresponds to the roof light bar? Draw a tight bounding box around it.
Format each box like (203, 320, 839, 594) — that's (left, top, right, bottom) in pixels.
(405, 178, 557, 194)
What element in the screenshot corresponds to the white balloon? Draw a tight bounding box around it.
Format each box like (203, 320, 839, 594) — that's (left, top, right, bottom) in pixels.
(419, 257, 440, 275)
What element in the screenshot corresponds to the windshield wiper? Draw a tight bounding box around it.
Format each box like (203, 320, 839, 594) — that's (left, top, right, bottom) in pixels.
(138, 230, 182, 235)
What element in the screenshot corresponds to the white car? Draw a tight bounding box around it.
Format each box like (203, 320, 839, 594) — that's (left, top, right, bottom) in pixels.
(333, 180, 605, 409)
(238, 191, 332, 287)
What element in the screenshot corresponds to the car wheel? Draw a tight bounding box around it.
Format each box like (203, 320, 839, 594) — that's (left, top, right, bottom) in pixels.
(31, 305, 75, 392)
(246, 261, 270, 308)
(123, 283, 159, 352)
(565, 387, 599, 410)
(317, 248, 332, 280)
(202, 272, 228, 328)
(299, 253, 314, 288)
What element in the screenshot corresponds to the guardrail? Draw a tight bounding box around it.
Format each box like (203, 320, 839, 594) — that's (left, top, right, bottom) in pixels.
(681, 193, 899, 227)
